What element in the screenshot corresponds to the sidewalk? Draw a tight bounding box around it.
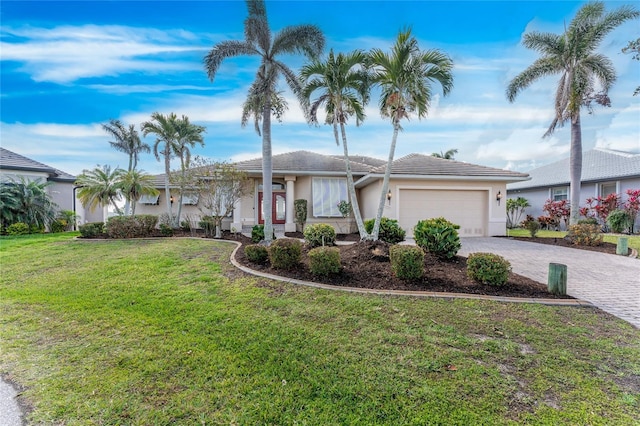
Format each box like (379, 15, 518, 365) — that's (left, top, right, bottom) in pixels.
(0, 376, 23, 426)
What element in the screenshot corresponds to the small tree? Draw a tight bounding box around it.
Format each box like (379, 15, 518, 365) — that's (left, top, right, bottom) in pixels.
(506, 197, 530, 229)
(182, 157, 251, 238)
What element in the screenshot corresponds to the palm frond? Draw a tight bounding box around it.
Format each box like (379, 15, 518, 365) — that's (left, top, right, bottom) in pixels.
(204, 40, 256, 81)
(272, 25, 325, 58)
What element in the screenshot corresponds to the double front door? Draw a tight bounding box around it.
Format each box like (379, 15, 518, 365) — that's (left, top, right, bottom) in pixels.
(258, 192, 285, 224)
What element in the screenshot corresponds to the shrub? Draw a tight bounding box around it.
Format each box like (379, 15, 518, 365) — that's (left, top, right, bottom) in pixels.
(251, 224, 276, 243)
(294, 199, 307, 226)
(268, 239, 302, 270)
(79, 222, 104, 238)
(6, 222, 30, 235)
(467, 252, 511, 287)
(606, 209, 632, 234)
(49, 219, 68, 233)
(180, 220, 191, 231)
(578, 217, 599, 226)
(137, 215, 158, 235)
(364, 217, 406, 244)
(413, 217, 461, 260)
(244, 244, 269, 264)
(567, 223, 603, 246)
(525, 220, 541, 237)
(199, 216, 216, 238)
(304, 223, 336, 247)
(158, 212, 177, 228)
(308, 246, 341, 276)
(159, 223, 174, 236)
(389, 245, 424, 280)
(105, 215, 157, 239)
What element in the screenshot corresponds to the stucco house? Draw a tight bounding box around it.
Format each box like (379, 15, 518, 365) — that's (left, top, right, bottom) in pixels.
(507, 148, 640, 226)
(0, 147, 104, 226)
(137, 151, 529, 237)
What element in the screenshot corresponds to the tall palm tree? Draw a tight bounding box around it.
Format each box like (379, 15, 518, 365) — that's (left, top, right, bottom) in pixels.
(141, 112, 179, 221)
(102, 119, 150, 172)
(431, 148, 458, 160)
(301, 49, 371, 239)
(507, 1, 638, 225)
(204, 0, 325, 243)
(369, 28, 454, 240)
(119, 170, 159, 215)
(75, 165, 125, 216)
(173, 115, 206, 225)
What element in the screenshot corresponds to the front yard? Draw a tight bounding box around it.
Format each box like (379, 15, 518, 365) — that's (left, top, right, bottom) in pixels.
(1, 234, 638, 424)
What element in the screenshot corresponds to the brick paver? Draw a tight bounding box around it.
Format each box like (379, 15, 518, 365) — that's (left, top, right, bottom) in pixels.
(459, 238, 640, 328)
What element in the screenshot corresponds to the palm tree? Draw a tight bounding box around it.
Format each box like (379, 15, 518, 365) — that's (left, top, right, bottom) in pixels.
(119, 170, 159, 215)
(0, 177, 57, 231)
(75, 165, 125, 216)
(173, 115, 206, 225)
(432, 148, 458, 160)
(301, 49, 371, 239)
(507, 1, 638, 225)
(141, 112, 179, 221)
(369, 28, 454, 240)
(204, 0, 325, 243)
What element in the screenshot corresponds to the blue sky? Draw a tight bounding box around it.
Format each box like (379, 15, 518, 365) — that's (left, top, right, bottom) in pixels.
(1, 0, 638, 176)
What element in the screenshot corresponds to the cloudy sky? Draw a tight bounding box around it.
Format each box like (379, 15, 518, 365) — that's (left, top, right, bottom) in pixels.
(1, 0, 639, 176)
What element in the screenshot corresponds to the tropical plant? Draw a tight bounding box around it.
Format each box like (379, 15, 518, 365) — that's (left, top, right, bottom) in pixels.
(506, 197, 530, 228)
(301, 49, 371, 239)
(75, 165, 124, 216)
(172, 115, 206, 225)
(431, 148, 458, 160)
(0, 177, 58, 231)
(204, 0, 325, 243)
(542, 199, 570, 230)
(623, 189, 639, 233)
(507, 1, 639, 225)
(369, 28, 454, 240)
(606, 209, 633, 234)
(118, 170, 159, 216)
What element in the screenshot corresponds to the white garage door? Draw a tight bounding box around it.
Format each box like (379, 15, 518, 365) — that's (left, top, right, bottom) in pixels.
(399, 189, 487, 237)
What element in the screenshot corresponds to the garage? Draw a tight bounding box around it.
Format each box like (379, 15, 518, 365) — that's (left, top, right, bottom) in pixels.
(398, 189, 488, 237)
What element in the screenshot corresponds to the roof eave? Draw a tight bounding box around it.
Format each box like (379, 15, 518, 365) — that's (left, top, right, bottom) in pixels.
(355, 173, 530, 188)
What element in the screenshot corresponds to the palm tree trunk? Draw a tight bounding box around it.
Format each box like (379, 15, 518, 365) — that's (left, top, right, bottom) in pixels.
(262, 94, 274, 243)
(175, 158, 186, 228)
(163, 146, 173, 221)
(372, 121, 400, 240)
(123, 155, 134, 215)
(569, 114, 582, 225)
(338, 122, 369, 239)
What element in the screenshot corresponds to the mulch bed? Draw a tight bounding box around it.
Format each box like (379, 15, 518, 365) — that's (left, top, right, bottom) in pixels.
(506, 236, 624, 255)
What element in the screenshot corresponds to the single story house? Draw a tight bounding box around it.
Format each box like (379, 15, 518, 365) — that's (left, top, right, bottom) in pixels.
(507, 148, 640, 226)
(137, 151, 529, 237)
(0, 147, 104, 225)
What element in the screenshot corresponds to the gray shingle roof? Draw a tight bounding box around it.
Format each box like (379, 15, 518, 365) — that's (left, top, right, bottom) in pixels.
(330, 154, 387, 168)
(507, 148, 640, 190)
(235, 150, 373, 174)
(0, 147, 76, 181)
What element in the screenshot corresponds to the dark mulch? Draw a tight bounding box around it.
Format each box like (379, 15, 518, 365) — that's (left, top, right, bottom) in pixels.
(234, 237, 573, 299)
(506, 236, 625, 255)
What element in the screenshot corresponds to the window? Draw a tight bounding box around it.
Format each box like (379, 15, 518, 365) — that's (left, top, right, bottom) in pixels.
(312, 178, 347, 217)
(139, 194, 160, 205)
(258, 182, 285, 190)
(181, 194, 199, 205)
(600, 182, 617, 197)
(551, 187, 568, 201)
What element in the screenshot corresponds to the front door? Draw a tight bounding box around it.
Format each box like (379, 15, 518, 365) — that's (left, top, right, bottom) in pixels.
(258, 192, 286, 224)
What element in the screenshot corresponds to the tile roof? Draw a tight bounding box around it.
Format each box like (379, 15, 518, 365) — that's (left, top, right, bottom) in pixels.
(329, 154, 387, 168)
(0, 147, 76, 181)
(507, 148, 640, 190)
(235, 150, 373, 174)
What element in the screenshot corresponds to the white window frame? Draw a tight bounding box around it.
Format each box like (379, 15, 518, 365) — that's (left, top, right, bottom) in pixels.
(139, 194, 160, 205)
(600, 182, 617, 197)
(312, 178, 348, 217)
(551, 187, 568, 201)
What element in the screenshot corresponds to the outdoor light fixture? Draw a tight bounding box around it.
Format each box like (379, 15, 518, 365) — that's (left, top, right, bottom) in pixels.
(387, 189, 392, 205)
(496, 191, 502, 205)
(170, 195, 174, 205)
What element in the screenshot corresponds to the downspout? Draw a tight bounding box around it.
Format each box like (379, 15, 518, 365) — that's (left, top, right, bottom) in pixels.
(72, 185, 83, 230)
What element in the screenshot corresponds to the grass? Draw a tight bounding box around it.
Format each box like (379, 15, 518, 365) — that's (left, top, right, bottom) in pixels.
(506, 228, 640, 252)
(1, 233, 639, 425)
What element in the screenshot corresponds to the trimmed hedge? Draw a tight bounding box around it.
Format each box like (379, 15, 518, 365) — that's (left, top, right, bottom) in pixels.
(308, 246, 341, 276)
(251, 224, 276, 243)
(304, 223, 336, 247)
(79, 222, 105, 238)
(467, 252, 511, 287)
(364, 217, 406, 244)
(389, 245, 424, 280)
(268, 239, 302, 270)
(245, 244, 269, 264)
(105, 215, 158, 239)
(413, 217, 461, 260)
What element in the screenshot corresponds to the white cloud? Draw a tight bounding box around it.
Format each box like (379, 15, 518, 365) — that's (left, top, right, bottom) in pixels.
(86, 84, 214, 94)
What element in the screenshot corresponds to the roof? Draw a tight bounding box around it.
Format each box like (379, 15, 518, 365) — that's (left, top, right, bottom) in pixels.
(0, 147, 76, 182)
(507, 148, 640, 191)
(330, 154, 387, 168)
(235, 150, 374, 175)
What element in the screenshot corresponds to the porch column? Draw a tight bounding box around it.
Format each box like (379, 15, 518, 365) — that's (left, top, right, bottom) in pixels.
(285, 175, 296, 232)
(231, 197, 242, 233)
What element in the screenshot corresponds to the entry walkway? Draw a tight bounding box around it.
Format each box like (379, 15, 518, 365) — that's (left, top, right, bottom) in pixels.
(459, 237, 640, 328)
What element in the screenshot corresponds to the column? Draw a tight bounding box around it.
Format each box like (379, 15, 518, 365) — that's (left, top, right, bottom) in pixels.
(231, 197, 243, 232)
(285, 176, 296, 232)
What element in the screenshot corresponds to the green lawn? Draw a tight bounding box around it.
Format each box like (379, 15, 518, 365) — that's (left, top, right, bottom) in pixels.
(506, 228, 640, 252)
(1, 234, 639, 425)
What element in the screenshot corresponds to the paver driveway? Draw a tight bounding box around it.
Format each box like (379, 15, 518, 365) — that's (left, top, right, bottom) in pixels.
(459, 237, 640, 328)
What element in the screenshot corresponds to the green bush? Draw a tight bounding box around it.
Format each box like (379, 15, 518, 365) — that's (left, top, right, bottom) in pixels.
(364, 217, 406, 244)
(244, 244, 269, 264)
(525, 219, 541, 237)
(159, 223, 174, 236)
(79, 222, 105, 238)
(413, 217, 461, 260)
(304, 223, 336, 247)
(268, 239, 302, 270)
(49, 219, 68, 233)
(578, 217, 599, 226)
(105, 215, 158, 239)
(6, 222, 30, 235)
(389, 245, 424, 280)
(251, 224, 276, 243)
(566, 223, 603, 246)
(467, 252, 511, 286)
(199, 216, 216, 238)
(308, 246, 341, 276)
(606, 209, 632, 234)
(294, 199, 307, 225)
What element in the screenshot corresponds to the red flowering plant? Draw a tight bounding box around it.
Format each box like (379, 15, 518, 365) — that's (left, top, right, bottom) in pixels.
(542, 199, 570, 230)
(623, 189, 640, 233)
(580, 193, 621, 231)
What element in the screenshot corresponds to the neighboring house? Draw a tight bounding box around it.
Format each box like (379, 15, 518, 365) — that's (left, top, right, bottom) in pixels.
(507, 148, 640, 227)
(137, 151, 529, 237)
(0, 148, 104, 226)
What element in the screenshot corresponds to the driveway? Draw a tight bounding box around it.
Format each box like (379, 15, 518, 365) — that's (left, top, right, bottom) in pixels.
(460, 237, 640, 328)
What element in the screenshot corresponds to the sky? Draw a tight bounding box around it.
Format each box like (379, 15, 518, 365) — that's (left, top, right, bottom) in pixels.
(1, 0, 639, 177)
